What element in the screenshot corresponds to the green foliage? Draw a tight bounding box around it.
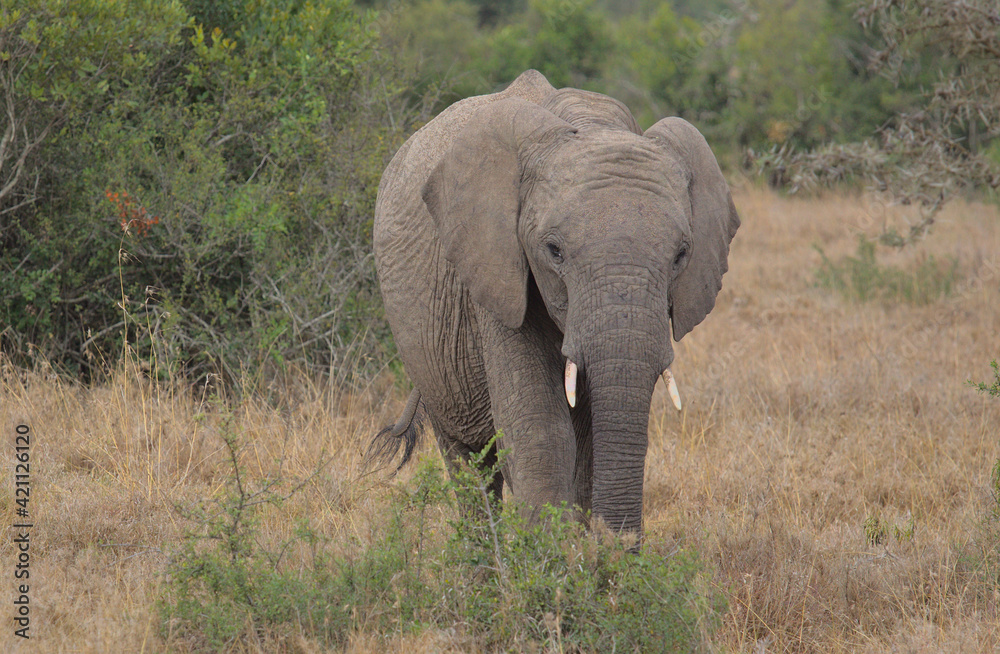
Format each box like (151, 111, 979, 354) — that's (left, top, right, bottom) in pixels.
(969, 361, 1000, 401)
(378, 0, 483, 105)
(439, 438, 720, 651)
(814, 235, 959, 304)
(160, 411, 406, 648)
(607, 3, 701, 125)
(863, 512, 914, 547)
(161, 432, 721, 652)
(731, 0, 840, 147)
(754, 0, 998, 244)
(376, 0, 926, 157)
(467, 0, 525, 27)
(1, 0, 411, 382)
(475, 0, 615, 90)
(1, 0, 188, 358)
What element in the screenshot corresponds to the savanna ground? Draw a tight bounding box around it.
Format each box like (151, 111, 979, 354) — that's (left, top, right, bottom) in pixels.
(2, 186, 999, 653)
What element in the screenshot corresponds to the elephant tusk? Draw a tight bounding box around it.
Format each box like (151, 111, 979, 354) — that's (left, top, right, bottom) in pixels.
(564, 359, 578, 408)
(662, 368, 682, 411)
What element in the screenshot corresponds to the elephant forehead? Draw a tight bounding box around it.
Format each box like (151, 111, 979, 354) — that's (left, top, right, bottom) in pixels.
(557, 187, 689, 243)
(552, 137, 683, 192)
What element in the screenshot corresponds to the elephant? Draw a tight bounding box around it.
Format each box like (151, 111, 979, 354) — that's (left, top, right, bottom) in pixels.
(369, 69, 739, 537)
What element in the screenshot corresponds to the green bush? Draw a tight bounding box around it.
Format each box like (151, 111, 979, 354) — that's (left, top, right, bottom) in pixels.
(1, 0, 413, 384)
(436, 440, 722, 651)
(815, 235, 959, 304)
(375, 0, 924, 158)
(160, 433, 722, 652)
(970, 360, 1000, 402)
(474, 0, 615, 90)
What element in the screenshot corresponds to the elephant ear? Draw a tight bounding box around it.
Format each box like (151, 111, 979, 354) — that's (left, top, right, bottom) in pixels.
(422, 97, 576, 329)
(645, 117, 740, 340)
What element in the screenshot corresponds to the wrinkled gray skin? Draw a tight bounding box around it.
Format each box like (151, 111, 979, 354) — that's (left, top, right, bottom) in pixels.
(373, 70, 739, 536)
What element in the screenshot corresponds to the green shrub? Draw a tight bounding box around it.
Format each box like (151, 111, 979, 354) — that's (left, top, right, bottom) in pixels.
(970, 360, 1000, 401)
(1, 0, 413, 384)
(815, 235, 959, 304)
(437, 438, 721, 652)
(862, 512, 914, 547)
(472, 0, 615, 90)
(160, 432, 722, 652)
(5, 0, 968, 383)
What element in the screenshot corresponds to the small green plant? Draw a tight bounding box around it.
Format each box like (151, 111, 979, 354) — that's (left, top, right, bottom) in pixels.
(893, 516, 915, 543)
(970, 360, 1000, 400)
(160, 431, 723, 652)
(863, 512, 914, 547)
(438, 436, 722, 652)
(863, 513, 886, 546)
(815, 235, 959, 304)
(158, 415, 346, 649)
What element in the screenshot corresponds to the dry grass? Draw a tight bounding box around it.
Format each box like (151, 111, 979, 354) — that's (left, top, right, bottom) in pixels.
(1, 187, 998, 652)
(648, 187, 1000, 652)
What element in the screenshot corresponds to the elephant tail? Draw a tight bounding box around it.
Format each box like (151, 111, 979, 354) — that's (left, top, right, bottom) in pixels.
(364, 389, 425, 473)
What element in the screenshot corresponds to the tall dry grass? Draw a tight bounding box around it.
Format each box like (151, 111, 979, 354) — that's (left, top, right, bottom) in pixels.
(648, 187, 1000, 652)
(1, 186, 998, 652)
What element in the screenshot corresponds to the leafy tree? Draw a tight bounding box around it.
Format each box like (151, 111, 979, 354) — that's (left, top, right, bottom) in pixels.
(0, 0, 190, 365)
(0, 0, 413, 383)
(607, 2, 701, 126)
(377, 0, 483, 106)
(756, 0, 1000, 245)
(474, 0, 614, 90)
(731, 0, 848, 148)
(0, 1, 189, 211)
(467, 0, 525, 27)
(669, 0, 732, 21)
(666, 0, 915, 155)
(9, 0, 988, 382)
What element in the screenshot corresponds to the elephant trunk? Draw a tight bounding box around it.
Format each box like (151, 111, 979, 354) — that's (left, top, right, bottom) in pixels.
(564, 266, 672, 537)
(585, 344, 661, 535)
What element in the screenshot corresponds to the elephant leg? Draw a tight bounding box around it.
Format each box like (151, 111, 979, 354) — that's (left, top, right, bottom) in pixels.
(476, 298, 576, 522)
(378, 227, 499, 485)
(430, 414, 504, 506)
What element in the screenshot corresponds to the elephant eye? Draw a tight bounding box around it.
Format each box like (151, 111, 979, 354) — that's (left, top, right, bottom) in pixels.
(673, 246, 688, 271)
(546, 242, 563, 263)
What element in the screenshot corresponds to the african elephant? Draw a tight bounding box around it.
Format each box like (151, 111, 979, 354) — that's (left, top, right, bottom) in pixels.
(370, 70, 739, 537)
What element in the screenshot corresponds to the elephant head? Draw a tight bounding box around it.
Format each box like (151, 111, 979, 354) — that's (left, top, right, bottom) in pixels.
(421, 95, 739, 534)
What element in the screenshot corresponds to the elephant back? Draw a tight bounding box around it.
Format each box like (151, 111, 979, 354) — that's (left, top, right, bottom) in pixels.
(542, 88, 641, 134)
(375, 70, 557, 224)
